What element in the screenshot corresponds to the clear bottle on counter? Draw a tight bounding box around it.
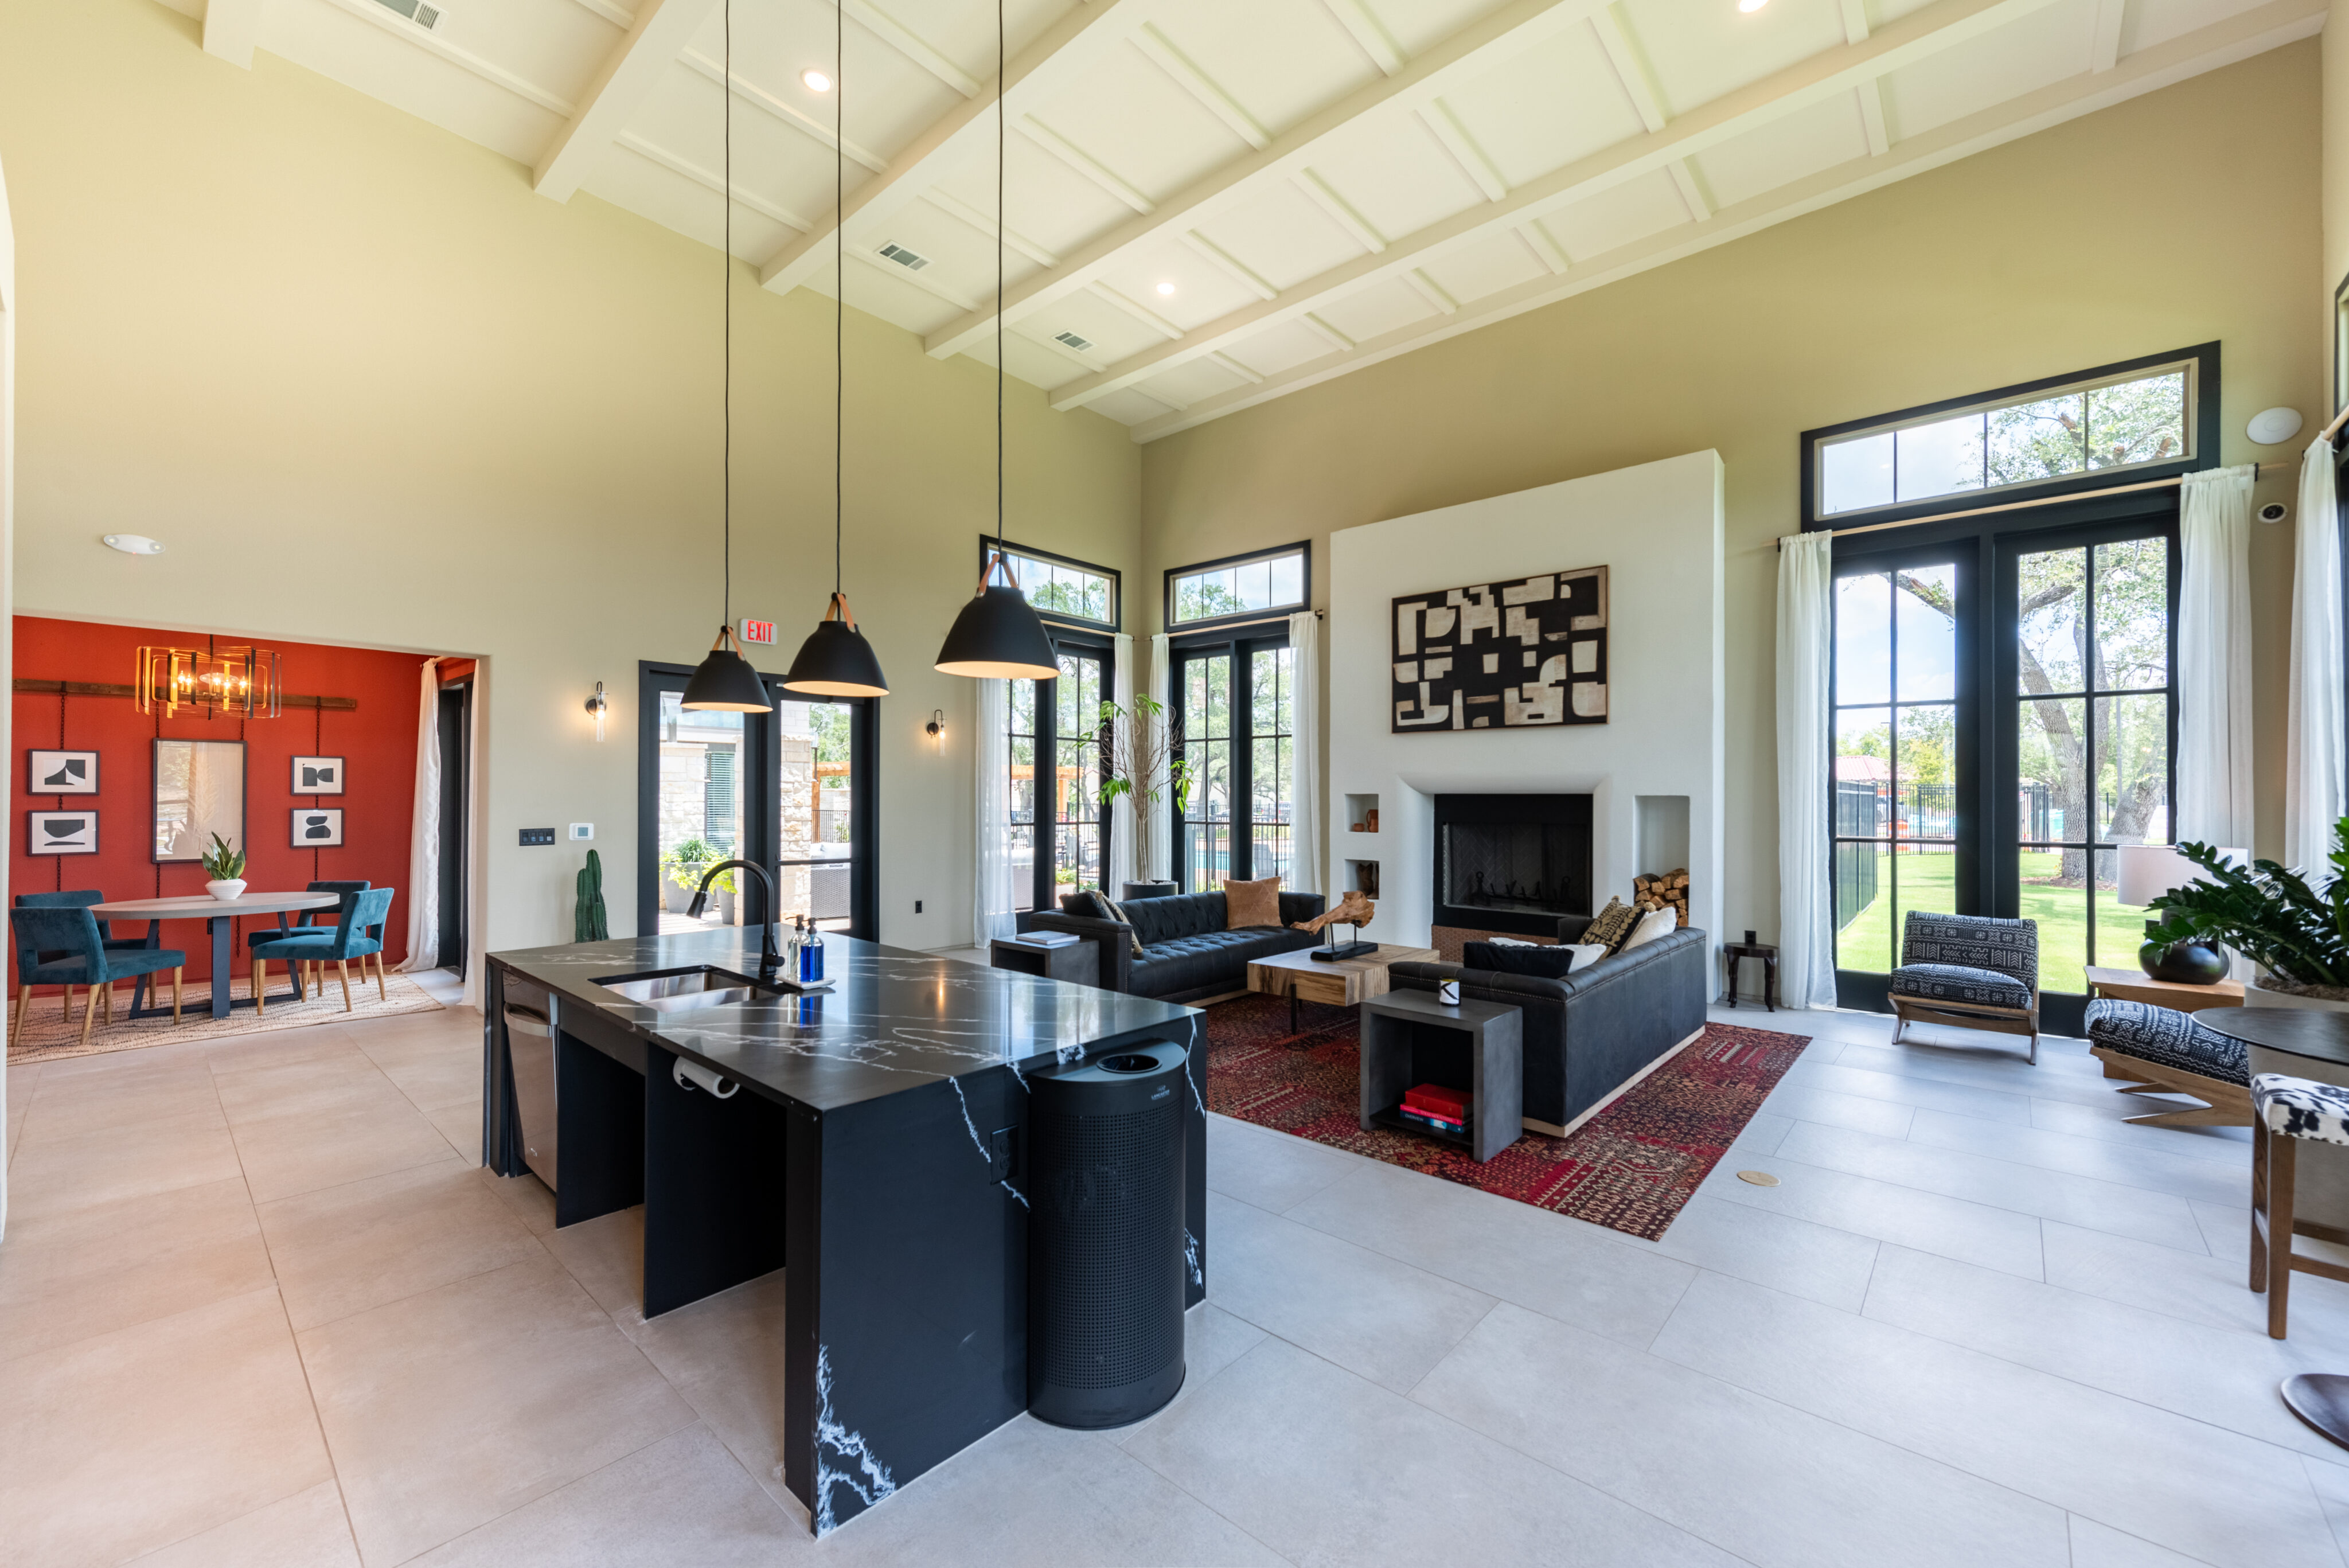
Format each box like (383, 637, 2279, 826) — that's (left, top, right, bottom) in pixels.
(781, 916, 801, 980)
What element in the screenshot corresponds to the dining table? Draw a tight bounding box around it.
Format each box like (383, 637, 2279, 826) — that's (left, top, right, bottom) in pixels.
(89, 891, 343, 1020)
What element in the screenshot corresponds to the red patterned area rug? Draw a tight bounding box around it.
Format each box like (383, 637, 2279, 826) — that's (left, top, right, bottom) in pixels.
(1205, 994, 1810, 1242)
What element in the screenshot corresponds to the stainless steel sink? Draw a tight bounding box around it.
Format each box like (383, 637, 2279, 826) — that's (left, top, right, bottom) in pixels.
(594, 966, 782, 1013)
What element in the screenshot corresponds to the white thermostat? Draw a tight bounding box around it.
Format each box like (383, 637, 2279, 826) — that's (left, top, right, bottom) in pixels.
(568, 823, 594, 841)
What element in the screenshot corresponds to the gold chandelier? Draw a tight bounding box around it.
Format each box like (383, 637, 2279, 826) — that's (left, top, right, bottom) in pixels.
(135, 645, 283, 719)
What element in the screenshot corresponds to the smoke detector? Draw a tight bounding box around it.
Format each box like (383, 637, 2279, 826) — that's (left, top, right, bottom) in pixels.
(371, 0, 449, 32)
(1053, 331, 1095, 353)
(877, 242, 931, 272)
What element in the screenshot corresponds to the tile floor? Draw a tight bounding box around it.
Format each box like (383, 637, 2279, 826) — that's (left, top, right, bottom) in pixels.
(5, 997, 2349, 1566)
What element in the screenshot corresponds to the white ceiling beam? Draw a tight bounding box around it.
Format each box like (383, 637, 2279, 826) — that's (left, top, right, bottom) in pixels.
(1021, 115, 1157, 213)
(852, 244, 979, 312)
(1320, 0, 1404, 75)
(615, 132, 811, 235)
(534, 0, 721, 202)
(1211, 350, 1267, 384)
(567, 0, 635, 29)
(1839, 0, 1871, 44)
(921, 0, 1607, 360)
(1133, 25, 1270, 150)
(1857, 79, 1892, 155)
(2090, 0, 2128, 70)
(1667, 160, 1712, 221)
(1130, 0, 2324, 442)
(1091, 283, 1185, 340)
(846, 0, 981, 99)
(203, 0, 266, 68)
(315, 0, 573, 114)
(1591, 5, 1669, 132)
(922, 190, 1062, 268)
(759, 0, 1156, 297)
(1516, 220, 1570, 274)
(1298, 313, 1356, 352)
(1180, 231, 1278, 299)
(1418, 100, 1509, 201)
(1293, 169, 1387, 252)
(678, 48, 887, 173)
(1402, 268, 1459, 314)
(1050, 0, 2077, 411)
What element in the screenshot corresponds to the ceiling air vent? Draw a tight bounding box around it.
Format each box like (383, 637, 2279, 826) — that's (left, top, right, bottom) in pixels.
(1054, 331, 1095, 353)
(372, 0, 447, 30)
(877, 243, 931, 272)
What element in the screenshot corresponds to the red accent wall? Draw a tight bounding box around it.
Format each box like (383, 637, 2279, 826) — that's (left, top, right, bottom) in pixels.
(10, 618, 432, 988)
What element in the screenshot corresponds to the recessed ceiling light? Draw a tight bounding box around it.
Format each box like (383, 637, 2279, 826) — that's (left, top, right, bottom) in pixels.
(102, 533, 165, 556)
(802, 68, 833, 92)
(1156, 282, 1176, 296)
(1738, 0, 1767, 10)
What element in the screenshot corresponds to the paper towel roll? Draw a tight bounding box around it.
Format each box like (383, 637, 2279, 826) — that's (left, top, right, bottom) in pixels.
(672, 1057, 739, 1099)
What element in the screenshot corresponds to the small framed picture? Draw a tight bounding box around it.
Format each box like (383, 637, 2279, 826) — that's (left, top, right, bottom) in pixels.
(30, 810, 97, 855)
(292, 808, 344, 847)
(291, 755, 345, 795)
(28, 750, 98, 794)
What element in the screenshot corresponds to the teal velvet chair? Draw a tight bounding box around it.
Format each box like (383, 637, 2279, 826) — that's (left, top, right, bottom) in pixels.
(9, 905, 186, 1046)
(248, 879, 371, 997)
(13, 889, 153, 1021)
(251, 886, 395, 1013)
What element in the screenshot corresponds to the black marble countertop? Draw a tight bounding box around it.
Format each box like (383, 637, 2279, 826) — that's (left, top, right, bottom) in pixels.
(489, 927, 1200, 1113)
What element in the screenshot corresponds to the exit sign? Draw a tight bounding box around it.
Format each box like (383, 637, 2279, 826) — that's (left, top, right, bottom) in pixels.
(739, 619, 775, 645)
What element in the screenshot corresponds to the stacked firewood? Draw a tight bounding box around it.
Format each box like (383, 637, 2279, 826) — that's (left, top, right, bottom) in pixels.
(1633, 868, 1691, 927)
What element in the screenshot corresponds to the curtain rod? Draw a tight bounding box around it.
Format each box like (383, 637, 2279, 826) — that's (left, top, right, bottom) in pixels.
(1779, 461, 2293, 551)
(2323, 403, 2349, 445)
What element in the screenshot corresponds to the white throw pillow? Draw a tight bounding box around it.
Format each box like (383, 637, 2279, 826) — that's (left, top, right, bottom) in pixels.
(1617, 908, 1678, 953)
(1487, 936, 1538, 947)
(1563, 943, 1609, 970)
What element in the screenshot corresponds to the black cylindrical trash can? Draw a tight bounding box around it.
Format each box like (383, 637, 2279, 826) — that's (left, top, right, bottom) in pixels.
(1027, 1040, 1189, 1429)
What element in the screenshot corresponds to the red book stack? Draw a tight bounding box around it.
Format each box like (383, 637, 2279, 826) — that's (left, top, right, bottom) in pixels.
(1399, 1083, 1470, 1136)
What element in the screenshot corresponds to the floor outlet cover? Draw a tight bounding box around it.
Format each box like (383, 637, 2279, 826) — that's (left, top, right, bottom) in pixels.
(1736, 1170, 1781, 1186)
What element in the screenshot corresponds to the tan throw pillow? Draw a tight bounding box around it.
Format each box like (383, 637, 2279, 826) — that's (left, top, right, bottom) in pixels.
(1224, 876, 1283, 930)
(1091, 890, 1145, 958)
(1583, 896, 1641, 954)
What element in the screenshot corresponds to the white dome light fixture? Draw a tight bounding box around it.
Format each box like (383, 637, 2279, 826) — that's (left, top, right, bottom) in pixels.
(2247, 406, 2304, 446)
(1738, 0, 1769, 11)
(102, 534, 164, 555)
(802, 67, 832, 92)
(1156, 281, 1176, 295)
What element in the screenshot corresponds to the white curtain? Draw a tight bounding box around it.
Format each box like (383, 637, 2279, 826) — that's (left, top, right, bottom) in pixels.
(1108, 632, 1137, 896)
(395, 658, 442, 972)
(1776, 533, 1834, 1009)
(1146, 633, 1172, 883)
(2177, 465, 2257, 848)
(1286, 610, 1322, 895)
(2289, 437, 2346, 876)
(974, 678, 1014, 946)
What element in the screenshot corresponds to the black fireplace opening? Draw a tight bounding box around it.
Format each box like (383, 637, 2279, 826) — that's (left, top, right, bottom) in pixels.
(1433, 794, 1594, 938)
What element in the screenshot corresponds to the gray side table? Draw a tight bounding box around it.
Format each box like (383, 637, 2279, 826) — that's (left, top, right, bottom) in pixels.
(1358, 990, 1523, 1163)
(989, 937, 1099, 986)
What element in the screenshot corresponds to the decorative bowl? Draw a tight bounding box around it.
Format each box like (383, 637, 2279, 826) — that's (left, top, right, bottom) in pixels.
(2139, 937, 2227, 985)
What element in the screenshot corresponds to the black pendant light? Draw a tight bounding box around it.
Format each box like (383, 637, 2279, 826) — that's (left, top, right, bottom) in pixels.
(682, 0, 772, 714)
(783, 0, 888, 699)
(934, 0, 1059, 681)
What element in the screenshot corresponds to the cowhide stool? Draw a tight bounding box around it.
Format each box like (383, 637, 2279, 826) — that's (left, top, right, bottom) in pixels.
(2257, 1072, 2349, 1449)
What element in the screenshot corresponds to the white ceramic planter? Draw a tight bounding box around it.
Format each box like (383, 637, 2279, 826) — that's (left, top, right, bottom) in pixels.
(205, 879, 247, 902)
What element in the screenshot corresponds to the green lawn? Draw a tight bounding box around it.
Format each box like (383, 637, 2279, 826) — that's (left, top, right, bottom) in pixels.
(1836, 851, 2152, 993)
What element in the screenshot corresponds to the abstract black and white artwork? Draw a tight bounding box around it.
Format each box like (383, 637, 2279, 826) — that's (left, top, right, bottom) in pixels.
(28, 750, 97, 794)
(1392, 566, 1609, 732)
(29, 810, 97, 855)
(292, 808, 344, 847)
(291, 755, 345, 795)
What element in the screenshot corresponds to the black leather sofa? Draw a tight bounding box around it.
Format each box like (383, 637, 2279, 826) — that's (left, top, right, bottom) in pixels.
(1388, 913, 1708, 1132)
(1014, 889, 1326, 1004)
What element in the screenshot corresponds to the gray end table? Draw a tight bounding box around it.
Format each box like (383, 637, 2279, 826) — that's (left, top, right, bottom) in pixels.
(1358, 990, 1523, 1163)
(989, 936, 1099, 986)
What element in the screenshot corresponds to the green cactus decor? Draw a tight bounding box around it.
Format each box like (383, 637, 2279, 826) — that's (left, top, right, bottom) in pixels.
(575, 848, 609, 943)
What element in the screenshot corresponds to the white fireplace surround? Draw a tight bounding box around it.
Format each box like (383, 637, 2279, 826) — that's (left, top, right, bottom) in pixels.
(1324, 452, 1726, 983)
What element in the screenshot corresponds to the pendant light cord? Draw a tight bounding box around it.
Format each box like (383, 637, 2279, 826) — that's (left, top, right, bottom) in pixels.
(834, 0, 844, 600)
(996, 0, 1005, 570)
(721, 0, 733, 634)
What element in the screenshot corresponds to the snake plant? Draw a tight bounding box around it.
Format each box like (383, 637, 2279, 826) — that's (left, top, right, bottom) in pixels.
(2145, 819, 2349, 989)
(200, 833, 245, 882)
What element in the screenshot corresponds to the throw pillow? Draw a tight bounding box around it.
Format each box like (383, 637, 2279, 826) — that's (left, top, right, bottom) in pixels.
(1464, 942, 1606, 978)
(1583, 896, 1641, 954)
(1224, 876, 1283, 929)
(1562, 943, 1609, 970)
(1090, 888, 1145, 958)
(1486, 936, 1539, 947)
(1618, 908, 1678, 954)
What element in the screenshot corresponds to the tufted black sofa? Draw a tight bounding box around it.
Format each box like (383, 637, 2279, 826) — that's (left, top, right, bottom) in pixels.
(1387, 913, 1708, 1133)
(1014, 889, 1325, 1003)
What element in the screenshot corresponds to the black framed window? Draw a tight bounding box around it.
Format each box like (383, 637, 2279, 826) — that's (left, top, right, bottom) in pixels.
(1005, 636, 1113, 912)
(1166, 543, 1309, 633)
(1170, 629, 1293, 889)
(985, 537, 1119, 631)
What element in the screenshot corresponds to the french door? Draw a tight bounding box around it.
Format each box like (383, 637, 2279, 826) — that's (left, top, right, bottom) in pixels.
(1008, 639, 1111, 912)
(1170, 634, 1294, 891)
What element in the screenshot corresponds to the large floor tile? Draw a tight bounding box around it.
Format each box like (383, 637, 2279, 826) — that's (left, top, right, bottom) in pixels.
(1835, 1040, 2128, 1110)
(1103, 1301, 1267, 1449)
(0, 1287, 333, 1568)
(1777, 1058, 2035, 1124)
(1282, 1158, 1696, 1345)
(1905, 1107, 2249, 1208)
(423, 1094, 485, 1164)
(18, 1059, 224, 1141)
(1730, 1109, 1792, 1154)
(2028, 1094, 2254, 1167)
(1409, 1301, 2067, 1568)
(1759, 1082, 1918, 1137)
(1204, 1190, 1496, 1392)
(204, 1024, 370, 1075)
(258, 1160, 544, 1331)
(1204, 1113, 1363, 1213)
(2067, 1515, 2222, 1568)
(1649, 1270, 2338, 1568)
(3, 1105, 245, 1220)
(0, 1175, 272, 1362)
(481, 1167, 559, 1234)
(2040, 1218, 2349, 1337)
(364, 1037, 482, 1112)
(211, 1050, 401, 1126)
(229, 1093, 462, 1203)
(2303, 1455, 2349, 1566)
(631, 1270, 790, 1508)
(1129, 1335, 1741, 1568)
(542, 1204, 649, 1339)
(126, 1480, 360, 1568)
(298, 1251, 696, 1566)
(1700, 1149, 2047, 1277)
(1775, 1120, 2208, 1251)
(1638, 1191, 1882, 1311)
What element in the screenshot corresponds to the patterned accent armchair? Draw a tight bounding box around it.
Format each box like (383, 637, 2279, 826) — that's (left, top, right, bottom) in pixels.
(1887, 911, 2039, 1062)
(2083, 999, 2250, 1128)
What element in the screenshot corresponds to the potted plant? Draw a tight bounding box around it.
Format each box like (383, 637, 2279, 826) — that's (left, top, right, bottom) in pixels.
(202, 832, 247, 902)
(661, 838, 734, 922)
(1097, 696, 1192, 900)
(2145, 821, 2349, 1008)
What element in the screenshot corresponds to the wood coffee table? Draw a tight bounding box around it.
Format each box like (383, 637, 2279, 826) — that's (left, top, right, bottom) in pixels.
(1246, 942, 1438, 1033)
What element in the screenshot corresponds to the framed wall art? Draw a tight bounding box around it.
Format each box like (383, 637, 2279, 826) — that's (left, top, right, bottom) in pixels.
(292, 807, 344, 847)
(154, 739, 245, 863)
(1392, 567, 1609, 732)
(28, 750, 98, 794)
(30, 810, 98, 855)
(291, 755, 345, 795)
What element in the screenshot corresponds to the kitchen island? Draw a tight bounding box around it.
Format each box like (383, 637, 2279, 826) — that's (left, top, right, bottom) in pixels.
(481, 927, 1207, 1535)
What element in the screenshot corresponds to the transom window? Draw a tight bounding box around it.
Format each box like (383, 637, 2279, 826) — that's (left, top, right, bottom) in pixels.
(1168, 544, 1308, 628)
(989, 540, 1118, 630)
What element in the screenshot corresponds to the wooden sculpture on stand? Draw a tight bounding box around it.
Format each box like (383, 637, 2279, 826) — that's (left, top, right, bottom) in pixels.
(1295, 891, 1378, 961)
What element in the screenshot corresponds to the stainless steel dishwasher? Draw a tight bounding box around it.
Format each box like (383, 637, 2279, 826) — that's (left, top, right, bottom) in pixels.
(505, 986, 557, 1189)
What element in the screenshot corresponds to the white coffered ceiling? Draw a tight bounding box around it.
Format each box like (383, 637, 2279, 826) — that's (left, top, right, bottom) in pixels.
(166, 0, 2324, 439)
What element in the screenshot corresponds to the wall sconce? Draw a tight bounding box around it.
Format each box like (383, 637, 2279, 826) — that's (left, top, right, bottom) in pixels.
(926, 710, 946, 752)
(585, 681, 609, 742)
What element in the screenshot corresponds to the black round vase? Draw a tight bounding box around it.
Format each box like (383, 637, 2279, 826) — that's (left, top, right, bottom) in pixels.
(2139, 938, 2227, 985)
